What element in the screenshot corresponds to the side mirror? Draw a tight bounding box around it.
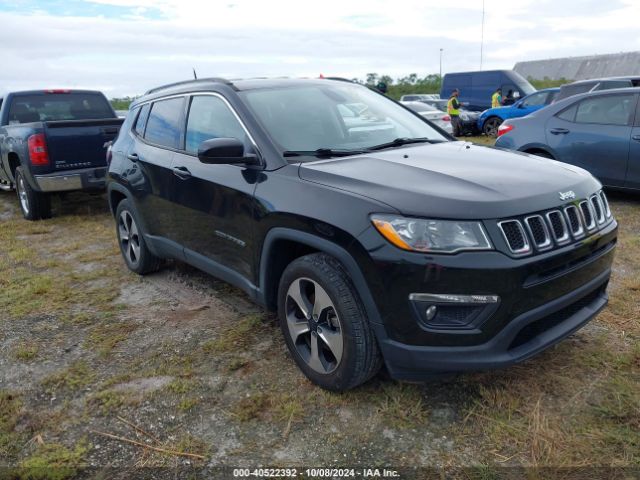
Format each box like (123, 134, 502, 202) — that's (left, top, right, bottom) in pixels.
(197, 138, 260, 165)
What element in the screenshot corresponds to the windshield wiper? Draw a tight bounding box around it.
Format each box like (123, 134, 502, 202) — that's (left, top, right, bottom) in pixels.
(283, 148, 368, 158)
(366, 137, 444, 151)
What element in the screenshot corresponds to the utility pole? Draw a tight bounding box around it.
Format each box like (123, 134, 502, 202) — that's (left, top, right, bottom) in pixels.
(480, 0, 485, 70)
(439, 48, 443, 83)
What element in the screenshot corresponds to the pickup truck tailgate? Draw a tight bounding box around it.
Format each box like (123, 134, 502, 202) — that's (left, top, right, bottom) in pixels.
(44, 118, 123, 171)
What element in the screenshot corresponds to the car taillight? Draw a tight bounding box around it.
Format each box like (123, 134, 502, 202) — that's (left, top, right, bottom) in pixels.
(497, 124, 514, 137)
(442, 115, 451, 121)
(28, 134, 50, 166)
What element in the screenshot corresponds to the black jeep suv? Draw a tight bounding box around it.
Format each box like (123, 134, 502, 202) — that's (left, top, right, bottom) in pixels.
(107, 77, 617, 391)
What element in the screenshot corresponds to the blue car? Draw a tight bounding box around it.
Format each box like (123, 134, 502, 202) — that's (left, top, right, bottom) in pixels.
(478, 88, 560, 137)
(495, 87, 640, 190)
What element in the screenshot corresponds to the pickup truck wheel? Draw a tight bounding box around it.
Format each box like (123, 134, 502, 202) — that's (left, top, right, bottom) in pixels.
(483, 116, 503, 137)
(115, 199, 161, 275)
(15, 167, 51, 221)
(278, 253, 382, 391)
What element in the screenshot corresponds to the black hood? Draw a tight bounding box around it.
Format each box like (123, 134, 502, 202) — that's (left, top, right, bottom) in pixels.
(298, 142, 601, 219)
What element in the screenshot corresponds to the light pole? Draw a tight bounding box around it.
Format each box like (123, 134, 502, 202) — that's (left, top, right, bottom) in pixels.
(439, 48, 443, 85)
(480, 0, 485, 70)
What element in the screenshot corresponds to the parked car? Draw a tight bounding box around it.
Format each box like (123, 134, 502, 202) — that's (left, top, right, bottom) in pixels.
(441, 70, 536, 111)
(400, 94, 440, 102)
(401, 101, 453, 134)
(554, 76, 640, 103)
(420, 99, 480, 135)
(495, 88, 640, 190)
(108, 77, 616, 391)
(0, 90, 123, 220)
(478, 88, 560, 136)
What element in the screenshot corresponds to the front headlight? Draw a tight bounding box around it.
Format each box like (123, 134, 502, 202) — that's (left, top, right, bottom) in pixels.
(371, 214, 492, 253)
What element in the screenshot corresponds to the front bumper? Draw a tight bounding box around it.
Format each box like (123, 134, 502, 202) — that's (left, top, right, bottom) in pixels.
(374, 269, 609, 380)
(356, 219, 617, 380)
(33, 167, 107, 192)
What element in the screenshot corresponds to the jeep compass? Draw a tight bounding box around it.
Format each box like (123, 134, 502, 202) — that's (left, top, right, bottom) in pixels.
(107, 78, 617, 391)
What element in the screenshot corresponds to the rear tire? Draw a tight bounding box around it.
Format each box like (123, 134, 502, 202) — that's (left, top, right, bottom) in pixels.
(483, 116, 503, 137)
(115, 199, 161, 275)
(15, 167, 51, 221)
(277, 253, 382, 391)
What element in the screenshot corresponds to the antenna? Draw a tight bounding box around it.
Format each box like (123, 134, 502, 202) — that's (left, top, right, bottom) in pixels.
(193, 68, 198, 80)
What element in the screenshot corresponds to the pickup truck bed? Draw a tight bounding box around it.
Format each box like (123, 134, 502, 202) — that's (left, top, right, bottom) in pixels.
(0, 90, 123, 220)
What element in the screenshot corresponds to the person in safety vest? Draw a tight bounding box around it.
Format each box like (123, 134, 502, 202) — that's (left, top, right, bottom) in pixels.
(447, 88, 462, 137)
(491, 88, 503, 108)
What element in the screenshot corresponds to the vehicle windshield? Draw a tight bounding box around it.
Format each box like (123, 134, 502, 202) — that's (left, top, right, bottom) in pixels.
(239, 82, 448, 158)
(7, 92, 114, 123)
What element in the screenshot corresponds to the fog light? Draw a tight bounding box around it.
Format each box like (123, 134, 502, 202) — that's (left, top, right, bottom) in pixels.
(409, 293, 500, 331)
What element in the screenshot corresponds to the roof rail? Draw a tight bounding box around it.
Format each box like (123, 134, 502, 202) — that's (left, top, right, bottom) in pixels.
(323, 77, 356, 83)
(144, 77, 232, 95)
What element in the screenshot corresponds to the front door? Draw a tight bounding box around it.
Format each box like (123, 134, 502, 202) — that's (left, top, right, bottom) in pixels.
(545, 93, 636, 187)
(169, 94, 258, 280)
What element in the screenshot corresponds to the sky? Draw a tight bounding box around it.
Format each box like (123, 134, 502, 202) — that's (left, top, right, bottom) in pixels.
(1, 0, 639, 97)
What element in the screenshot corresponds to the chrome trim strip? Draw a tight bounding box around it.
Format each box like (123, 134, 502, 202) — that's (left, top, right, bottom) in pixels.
(579, 200, 597, 231)
(409, 293, 500, 304)
(563, 205, 585, 239)
(34, 174, 83, 192)
(590, 194, 606, 224)
(545, 210, 570, 245)
(524, 215, 552, 250)
(599, 190, 611, 218)
(497, 220, 532, 256)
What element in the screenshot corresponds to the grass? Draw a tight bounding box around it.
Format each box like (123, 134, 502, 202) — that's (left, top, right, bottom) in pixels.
(1, 190, 639, 470)
(19, 442, 88, 480)
(202, 313, 264, 354)
(41, 361, 96, 393)
(13, 342, 38, 361)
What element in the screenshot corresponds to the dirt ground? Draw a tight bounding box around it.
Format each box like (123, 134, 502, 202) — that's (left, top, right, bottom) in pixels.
(0, 180, 638, 478)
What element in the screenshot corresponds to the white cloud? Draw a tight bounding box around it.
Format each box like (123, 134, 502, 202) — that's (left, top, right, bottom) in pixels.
(0, 0, 638, 97)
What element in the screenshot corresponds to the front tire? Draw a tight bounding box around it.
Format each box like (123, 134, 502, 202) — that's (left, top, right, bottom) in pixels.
(277, 253, 382, 391)
(483, 116, 503, 137)
(15, 167, 51, 221)
(115, 199, 161, 275)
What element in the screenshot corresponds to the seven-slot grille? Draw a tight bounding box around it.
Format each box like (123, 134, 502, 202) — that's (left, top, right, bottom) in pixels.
(498, 190, 613, 256)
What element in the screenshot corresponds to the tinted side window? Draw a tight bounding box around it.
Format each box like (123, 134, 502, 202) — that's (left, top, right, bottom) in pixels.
(595, 80, 632, 91)
(557, 83, 595, 101)
(144, 97, 185, 149)
(521, 91, 548, 107)
(134, 103, 150, 136)
(574, 94, 635, 126)
(185, 96, 249, 154)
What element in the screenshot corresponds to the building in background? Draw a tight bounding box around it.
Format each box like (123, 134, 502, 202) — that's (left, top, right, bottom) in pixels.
(514, 51, 640, 81)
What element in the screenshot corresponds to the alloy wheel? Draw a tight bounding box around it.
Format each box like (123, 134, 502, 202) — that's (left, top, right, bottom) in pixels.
(285, 277, 344, 374)
(118, 210, 141, 266)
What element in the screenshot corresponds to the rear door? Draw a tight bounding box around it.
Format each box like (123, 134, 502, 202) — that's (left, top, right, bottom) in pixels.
(627, 96, 640, 189)
(545, 93, 636, 187)
(131, 97, 185, 242)
(169, 94, 258, 280)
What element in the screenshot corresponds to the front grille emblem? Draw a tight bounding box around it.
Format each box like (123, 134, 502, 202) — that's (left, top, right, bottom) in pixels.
(559, 190, 576, 201)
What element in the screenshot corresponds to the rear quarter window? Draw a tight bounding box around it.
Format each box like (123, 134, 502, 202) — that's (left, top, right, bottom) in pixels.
(133, 103, 151, 136)
(144, 97, 185, 149)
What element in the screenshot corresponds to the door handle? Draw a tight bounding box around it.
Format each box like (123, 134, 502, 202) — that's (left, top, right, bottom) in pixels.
(632, 134, 640, 142)
(550, 128, 570, 135)
(127, 153, 139, 162)
(172, 166, 192, 180)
